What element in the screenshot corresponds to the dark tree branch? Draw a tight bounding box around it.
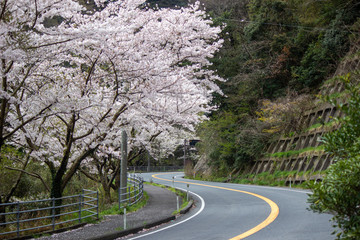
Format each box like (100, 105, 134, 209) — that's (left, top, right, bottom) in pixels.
(79, 168, 99, 183)
(0, 0, 7, 21)
(61, 147, 96, 191)
(30, 0, 39, 29)
(5, 103, 53, 141)
(5, 166, 50, 192)
(4, 151, 32, 202)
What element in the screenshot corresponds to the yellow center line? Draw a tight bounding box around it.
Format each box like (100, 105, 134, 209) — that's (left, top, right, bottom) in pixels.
(152, 173, 279, 240)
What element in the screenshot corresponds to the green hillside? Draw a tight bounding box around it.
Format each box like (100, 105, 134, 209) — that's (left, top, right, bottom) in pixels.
(194, 0, 360, 177)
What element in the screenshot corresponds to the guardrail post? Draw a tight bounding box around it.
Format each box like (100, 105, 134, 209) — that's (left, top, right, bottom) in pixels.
(52, 198, 55, 231)
(119, 186, 121, 210)
(128, 186, 131, 203)
(138, 179, 140, 196)
(16, 202, 20, 238)
(82, 189, 84, 208)
(78, 194, 82, 223)
(135, 182, 138, 200)
(96, 191, 99, 220)
(124, 208, 127, 230)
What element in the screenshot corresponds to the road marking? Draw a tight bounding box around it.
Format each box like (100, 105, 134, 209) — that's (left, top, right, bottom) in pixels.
(128, 188, 205, 239)
(153, 173, 280, 240)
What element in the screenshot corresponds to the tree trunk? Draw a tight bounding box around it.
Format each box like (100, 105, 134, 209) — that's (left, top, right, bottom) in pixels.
(50, 175, 63, 215)
(49, 113, 75, 214)
(103, 184, 112, 204)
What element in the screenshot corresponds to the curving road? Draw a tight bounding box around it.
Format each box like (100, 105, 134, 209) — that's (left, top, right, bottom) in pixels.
(124, 172, 334, 240)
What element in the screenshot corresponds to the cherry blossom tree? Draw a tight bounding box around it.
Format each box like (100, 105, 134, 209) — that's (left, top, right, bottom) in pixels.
(0, 0, 86, 212)
(80, 128, 192, 203)
(5, 0, 224, 202)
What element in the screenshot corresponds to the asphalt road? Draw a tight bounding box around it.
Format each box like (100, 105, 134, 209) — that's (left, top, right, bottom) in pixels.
(124, 172, 334, 240)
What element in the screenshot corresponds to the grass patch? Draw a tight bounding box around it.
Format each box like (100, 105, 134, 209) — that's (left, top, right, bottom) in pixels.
(115, 226, 124, 231)
(100, 191, 149, 218)
(172, 200, 190, 215)
(188, 170, 326, 189)
(237, 170, 326, 188)
(304, 119, 339, 133)
(267, 145, 324, 158)
(305, 123, 323, 131)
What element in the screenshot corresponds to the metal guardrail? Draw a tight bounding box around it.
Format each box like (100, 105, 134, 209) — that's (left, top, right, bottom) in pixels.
(128, 166, 183, 173)
(0, 189, 99, 239)
(119, 174, 144, 207)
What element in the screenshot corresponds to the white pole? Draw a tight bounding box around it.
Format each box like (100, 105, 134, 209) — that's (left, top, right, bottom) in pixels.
(183, 139, 186, 171)
(177, 196, 179, 211)
(187, 184, 189, 201)
(124, 208, 127, 230)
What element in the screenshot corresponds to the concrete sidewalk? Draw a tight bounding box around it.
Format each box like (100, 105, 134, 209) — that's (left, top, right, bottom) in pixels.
(36, 185, 178, 240)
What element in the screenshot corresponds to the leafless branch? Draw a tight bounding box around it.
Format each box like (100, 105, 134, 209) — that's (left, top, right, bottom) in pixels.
(5, 166, 50, 192)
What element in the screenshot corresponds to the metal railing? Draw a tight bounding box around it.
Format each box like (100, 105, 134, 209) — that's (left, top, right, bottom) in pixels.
(128, 166, 183, 173)
(0, 189, 98, 239)
(119, 174, 144, 207)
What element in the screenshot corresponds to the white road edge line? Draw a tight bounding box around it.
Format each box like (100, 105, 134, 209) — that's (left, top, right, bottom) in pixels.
(127, 188, 205, 240)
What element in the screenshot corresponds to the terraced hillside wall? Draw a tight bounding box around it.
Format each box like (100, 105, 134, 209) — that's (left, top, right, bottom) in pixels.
(249, 102, 343, 183)
(249, 42, 360, 183)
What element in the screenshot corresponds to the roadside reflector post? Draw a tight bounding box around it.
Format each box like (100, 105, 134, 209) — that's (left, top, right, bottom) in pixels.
(187, 184, 189, 201)
(177, 196, 179, 211)
(124, 208, 127, 230)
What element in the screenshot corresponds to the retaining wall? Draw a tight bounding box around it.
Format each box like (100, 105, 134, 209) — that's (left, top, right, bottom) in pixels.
(249, 82, 344, 183)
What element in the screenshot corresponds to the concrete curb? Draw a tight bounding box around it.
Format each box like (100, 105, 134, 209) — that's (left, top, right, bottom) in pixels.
(180, 199, 193, 214)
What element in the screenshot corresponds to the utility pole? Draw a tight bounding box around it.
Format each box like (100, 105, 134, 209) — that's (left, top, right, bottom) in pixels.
(147, 150, 150, 172)
(120, 130, 127, 208)
(183, 139, 186, 169)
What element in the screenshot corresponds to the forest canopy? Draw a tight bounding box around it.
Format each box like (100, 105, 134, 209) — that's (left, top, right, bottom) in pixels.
(195, 0, 360, 176)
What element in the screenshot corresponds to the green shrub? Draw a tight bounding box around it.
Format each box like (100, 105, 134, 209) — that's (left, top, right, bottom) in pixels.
(309, 74, 360, 239)
(308, 157, 360, 239)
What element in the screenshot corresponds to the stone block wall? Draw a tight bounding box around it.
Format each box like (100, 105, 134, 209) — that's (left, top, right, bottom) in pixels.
(249, 83, 344, 183)
(248, 43, 359, 183)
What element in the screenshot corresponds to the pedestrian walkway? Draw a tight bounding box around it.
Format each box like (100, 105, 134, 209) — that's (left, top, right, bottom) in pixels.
(36, 185, 178, 240)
